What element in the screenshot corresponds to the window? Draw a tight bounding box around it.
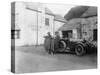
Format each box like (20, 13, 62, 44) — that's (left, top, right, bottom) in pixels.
(83, 32, 87, 36)
(45, 18, 49, 26)
(11, 30, 20, 39)
(62, 30, 72, 38)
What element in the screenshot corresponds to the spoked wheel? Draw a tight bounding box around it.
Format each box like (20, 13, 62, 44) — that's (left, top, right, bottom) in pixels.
(75, 44, 86, 56)
(59, 40, 66, 52)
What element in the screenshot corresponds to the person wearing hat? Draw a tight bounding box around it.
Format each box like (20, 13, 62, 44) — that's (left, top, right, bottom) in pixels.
(44, 32, 52, 54)
(54, 31, 61, 51)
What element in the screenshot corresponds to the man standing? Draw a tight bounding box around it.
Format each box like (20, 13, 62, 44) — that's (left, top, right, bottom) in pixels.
(54, 31, 61, 51)
(44, 32, 52, 54)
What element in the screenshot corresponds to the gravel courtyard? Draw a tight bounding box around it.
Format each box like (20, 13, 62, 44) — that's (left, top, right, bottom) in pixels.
(14, 45, 97, 73)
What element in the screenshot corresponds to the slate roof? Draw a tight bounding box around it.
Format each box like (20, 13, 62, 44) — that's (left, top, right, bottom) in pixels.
(54, 14, 67, 23)
(59, 16, 97, 31)
(64, 6, 97, 20)
(81, 7, 97, 18)
(58, 18, 87, 31)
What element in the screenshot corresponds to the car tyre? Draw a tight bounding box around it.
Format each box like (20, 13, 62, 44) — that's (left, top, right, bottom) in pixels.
(59, 40, 66, 52)
(75, 44, 86, 56)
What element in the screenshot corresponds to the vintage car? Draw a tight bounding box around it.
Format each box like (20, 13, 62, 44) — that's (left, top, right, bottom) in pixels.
(44, 37, 96, 56)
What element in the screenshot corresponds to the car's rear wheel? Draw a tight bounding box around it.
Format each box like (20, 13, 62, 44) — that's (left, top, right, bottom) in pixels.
(75, 44, 86, 56)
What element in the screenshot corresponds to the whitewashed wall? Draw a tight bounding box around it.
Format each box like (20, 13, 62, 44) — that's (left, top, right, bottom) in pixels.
(54, 21, 65, 38)
(15, 2, 38, 46)
(36, 12, 54, 45)
(15, 2, 54, 46)
(54, 21, 65, 31)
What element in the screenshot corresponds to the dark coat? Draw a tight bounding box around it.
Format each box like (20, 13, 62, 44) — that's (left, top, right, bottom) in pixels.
(44, 35, 61, 52)
(44, 36, 52, 51)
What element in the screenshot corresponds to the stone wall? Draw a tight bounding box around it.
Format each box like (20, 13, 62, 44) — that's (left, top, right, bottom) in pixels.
(82, 16, 97, 41)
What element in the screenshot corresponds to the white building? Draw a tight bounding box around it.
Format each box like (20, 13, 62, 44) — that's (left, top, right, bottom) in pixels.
(54, 14, 67, 37)
(11, 2, 67, 46)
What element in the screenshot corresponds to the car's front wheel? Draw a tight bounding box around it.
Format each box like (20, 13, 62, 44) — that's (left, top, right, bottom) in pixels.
(59, 40, 66, 52)
(75, 44, 86, 56)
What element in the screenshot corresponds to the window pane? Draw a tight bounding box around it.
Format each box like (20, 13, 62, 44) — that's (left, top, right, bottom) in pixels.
(45, 18, 49, 26)
(11, 30, 20, 39)
(11, 30, 15, 39)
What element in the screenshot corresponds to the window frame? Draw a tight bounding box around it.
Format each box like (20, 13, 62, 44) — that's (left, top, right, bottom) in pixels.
(45, 18, 49, 26)
(11, 30, 20, 39)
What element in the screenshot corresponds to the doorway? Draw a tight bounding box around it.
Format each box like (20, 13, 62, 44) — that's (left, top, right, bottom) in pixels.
(93, 29, 97, 41)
